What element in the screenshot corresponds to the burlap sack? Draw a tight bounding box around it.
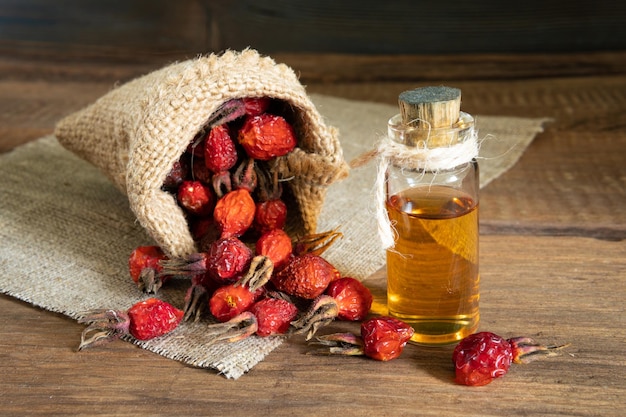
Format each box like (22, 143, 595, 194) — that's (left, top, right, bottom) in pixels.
(54, 49, 349, 258)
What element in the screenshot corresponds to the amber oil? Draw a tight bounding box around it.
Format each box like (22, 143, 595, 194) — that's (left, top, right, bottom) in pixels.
(386, 184, 479, 345)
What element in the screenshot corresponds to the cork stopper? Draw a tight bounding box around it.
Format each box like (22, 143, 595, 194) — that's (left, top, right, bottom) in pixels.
(398, 86, 461, 146)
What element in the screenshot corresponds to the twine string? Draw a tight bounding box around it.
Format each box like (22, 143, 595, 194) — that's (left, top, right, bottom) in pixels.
(372, 127, 479, 249)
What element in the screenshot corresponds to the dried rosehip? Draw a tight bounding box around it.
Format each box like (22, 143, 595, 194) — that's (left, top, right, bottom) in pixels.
(453, 332, 570, 386)
(270, 253, 338, 299)
(213, 188, 256, 238)
(209, 283, 263, 323)
(453, 332, 513, 386)
(206, 236, 253, 284)
(242, 97, 271, 116)
(307, 316, 414, 361)
(238, 114, 297, 161)
(204, 124, 238, 173)
(177, 180, 215, 216)
(325, 277, 372, 321)
(162, 159, 189, 192)
(255, 229, 293, 270)
(128, 245, 172, 294)
(78, 298, 184, 349)
(361, 316, 414, 361)
(293, 277, 372, 340)
(249, 297, 298, 337)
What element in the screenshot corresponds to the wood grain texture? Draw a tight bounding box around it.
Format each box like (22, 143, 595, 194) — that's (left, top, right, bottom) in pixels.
(1, 236, 624, 416)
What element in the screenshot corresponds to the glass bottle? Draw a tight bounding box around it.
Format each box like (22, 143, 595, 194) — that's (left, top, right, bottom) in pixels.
(384, 86, 479, 345)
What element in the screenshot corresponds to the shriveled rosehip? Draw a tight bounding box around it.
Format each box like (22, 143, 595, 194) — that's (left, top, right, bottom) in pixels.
(249, 297, 298, 337)
(271, 253, 338, 299)
(204, 124, 238, 173)
(191, 159, 213, 184)
(209, 283, 263, 323)
(325, 277, 372, 321)
(307, 316, 414, 361)
(177, 180, 215, 216)
(453, 332, 570, 386)
(453, 332, 513, 386)
(255, 229, 293, 270)
(162, 159, 189, 191)
(293, 278, 372, 340)
(243, 97, 271, 116)
(78, 298, 184, 349)
(213, 188, 256, 238)
(254, 199, 287, 233)
(128, 245, 169, 293)
(238, 114, 297, 161)
(206, 236, 253, 284)
(361, 316, 414, 361)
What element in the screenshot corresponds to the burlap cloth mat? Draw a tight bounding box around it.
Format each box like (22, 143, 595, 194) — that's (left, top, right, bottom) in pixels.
(0, 94, 548, 379)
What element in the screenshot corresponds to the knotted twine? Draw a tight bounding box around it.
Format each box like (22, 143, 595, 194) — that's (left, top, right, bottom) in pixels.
(352, 115, 479, 249)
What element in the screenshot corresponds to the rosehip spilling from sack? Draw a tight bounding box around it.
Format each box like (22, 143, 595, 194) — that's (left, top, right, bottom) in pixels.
(270, 253, 340, 300)
(78, 298, 184, 349)
(453, 331, 570, 386)
(310, 316, 414, 361)
(238, 113, 296, 161)
(204, 294, 299, 343)
(128, 245, 169, 294)
(292, 277, 373, 340)
(209, 283, 264, 323)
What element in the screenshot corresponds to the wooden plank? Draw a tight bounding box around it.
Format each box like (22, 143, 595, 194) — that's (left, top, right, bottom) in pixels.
(0, 235, 623, 416)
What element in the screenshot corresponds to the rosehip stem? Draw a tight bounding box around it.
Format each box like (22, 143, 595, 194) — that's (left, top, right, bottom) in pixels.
(205, 312, 258, 344)
(238, 255, 274, 292)
(308, 332, 365, 356)
(77, 309, 131, 350)
(159, 253, 208, 278)
(183, 284, 209, 322)
(294, 228, 343, 256)
(508, 337, 571, 364)
(233, 158, 257, 192)
(291, 295, 339, 341)
(137, 268, 162, 294)
(212, 171, 232, 198)
(206, 99, 247, 128)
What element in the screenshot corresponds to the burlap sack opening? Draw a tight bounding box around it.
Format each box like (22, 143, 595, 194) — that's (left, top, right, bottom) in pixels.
(54, 49, 349, 258)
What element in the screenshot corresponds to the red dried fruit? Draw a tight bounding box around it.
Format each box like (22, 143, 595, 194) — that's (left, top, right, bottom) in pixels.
(361, 316, 414, 361)
(307, 316, 414, 361)
(204, 124, 238, 173)
(253, 167, 287, 233)
(292, 277, 373, 340)
(254, 199, 287, 233)
(255, 229, 293, 270)
(177, 180, 215, 216)
(249, 297, 298, 337)
(213, 188, 255, 238)
(213, 160, 256, 238)
(191, 159, 213, 184)
(270, 253, 338, 299)
(78, 298, 184, 349)
(209, 283, 263, 323)
(206, 236, 253, 284)
(128, 245, 169, 293)
(238, 114, 297, 161)
(162, 159, 189, 191)
(243, 97, 271, 116)
(453, 332, 570, 386)
(325, 277, 373, 321)
(453, 332, 513, 386)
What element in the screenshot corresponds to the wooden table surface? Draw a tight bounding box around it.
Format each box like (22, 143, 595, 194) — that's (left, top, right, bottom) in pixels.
(1, 51, 625, 416)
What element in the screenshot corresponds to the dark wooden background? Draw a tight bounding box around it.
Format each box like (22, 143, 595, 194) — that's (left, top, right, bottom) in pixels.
(1, 0, 625, 64)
